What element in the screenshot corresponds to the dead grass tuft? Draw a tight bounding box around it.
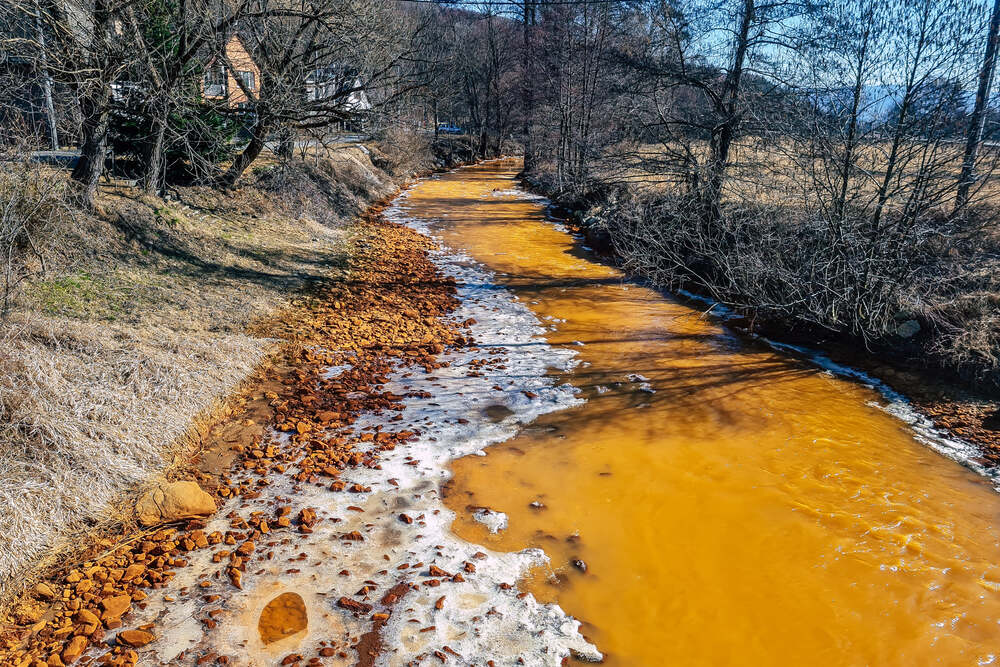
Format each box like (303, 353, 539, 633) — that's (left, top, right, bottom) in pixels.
(0, 316, 265, 594)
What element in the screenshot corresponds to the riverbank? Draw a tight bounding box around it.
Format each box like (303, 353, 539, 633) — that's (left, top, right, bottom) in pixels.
(0, 137, 476, 615)
(0, 158, 598, 666)
(526, 179, 1000, 468)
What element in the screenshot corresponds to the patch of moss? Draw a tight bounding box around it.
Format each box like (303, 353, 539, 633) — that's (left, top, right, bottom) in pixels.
(27, 272, 149, 321)
(153, 206, 185, 228)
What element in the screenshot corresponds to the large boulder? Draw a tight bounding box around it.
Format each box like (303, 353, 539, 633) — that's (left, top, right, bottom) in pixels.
(135, 480, 216, 527)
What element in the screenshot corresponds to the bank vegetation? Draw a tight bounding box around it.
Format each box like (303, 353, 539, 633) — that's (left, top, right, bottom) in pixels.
(508, 0, 1000, 394)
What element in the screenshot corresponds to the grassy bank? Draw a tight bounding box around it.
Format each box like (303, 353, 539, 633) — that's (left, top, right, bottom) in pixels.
(0, 136, 470, 612)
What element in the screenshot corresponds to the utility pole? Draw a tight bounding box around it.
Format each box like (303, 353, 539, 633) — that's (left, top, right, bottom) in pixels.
(34, 0, 59, 150)
(956, 0, 1000, 213)
(521, 0, 535, 173)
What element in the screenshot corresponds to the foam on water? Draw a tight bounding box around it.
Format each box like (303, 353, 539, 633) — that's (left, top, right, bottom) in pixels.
(664, 276, 993, 488)
(123, 181, 599, 665)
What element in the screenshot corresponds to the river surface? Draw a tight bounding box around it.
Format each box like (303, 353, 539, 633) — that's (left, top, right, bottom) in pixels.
(402, 160, 1000, 665)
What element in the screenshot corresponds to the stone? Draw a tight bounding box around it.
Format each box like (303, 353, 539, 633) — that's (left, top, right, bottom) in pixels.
(34, 583, 56, 600)
(116, 629, 154, 647)
(135, 481, 216, 527)
(258, 593, 308, 645)
(100, 595, 131, 622)
(61, 636, 87, 664)
(73, 609, 99, 627)
(335, 597, 371, 615)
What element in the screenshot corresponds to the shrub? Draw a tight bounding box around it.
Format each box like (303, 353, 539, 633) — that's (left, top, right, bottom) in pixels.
(0, 155, 72, 317)
(109, 101, 239, 183)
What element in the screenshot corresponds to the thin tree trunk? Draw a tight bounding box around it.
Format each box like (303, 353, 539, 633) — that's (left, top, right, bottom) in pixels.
(278, 126, 294, 160)
(704, 0, 754, 222)
(220, 118, 269, 187)
(871, 24, 927, 230)
(521, 0, 534, 172)
(34, 3, 59, 150)
(834, 14, 872, 220)
(955, 0, 1000, 212)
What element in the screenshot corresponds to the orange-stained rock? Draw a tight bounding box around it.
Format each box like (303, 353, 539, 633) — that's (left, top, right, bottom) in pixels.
(100, 595, 132, 622)
(258, 592, 308, 645)
(116, 629, 154, 647)
(61, 635, 87, 663)
(73, 609, 99, 627)
(34, 583, 56, 600)
(135, 481, 216, 526)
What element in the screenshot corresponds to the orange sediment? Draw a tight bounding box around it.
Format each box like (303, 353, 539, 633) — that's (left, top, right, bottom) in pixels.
(405, 160, 1000, 665)
(0, 214, 468, 666)
(258, 592, 307, 645)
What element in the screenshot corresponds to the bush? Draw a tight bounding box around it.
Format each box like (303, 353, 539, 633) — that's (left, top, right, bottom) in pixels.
(597, 190, 1000, 392)
(0, 156, 72, 317)
(373, 124, 435, 176)
(109, 101, 239, 183)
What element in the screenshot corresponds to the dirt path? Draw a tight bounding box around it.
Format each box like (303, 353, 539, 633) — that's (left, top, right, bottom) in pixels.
(0, 195, 597, 666)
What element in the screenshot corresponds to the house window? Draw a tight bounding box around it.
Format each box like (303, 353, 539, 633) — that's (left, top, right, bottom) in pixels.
(238, 71, 255, 92)
(204, 65, 226, 97)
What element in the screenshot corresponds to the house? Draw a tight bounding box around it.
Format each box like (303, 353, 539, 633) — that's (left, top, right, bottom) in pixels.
(304, 64, 372, 132)
(201, 34, 260, 109)
(304, 65, 371, 111)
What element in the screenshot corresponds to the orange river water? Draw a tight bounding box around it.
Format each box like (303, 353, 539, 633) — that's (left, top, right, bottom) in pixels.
(405, 160, 1000, 665)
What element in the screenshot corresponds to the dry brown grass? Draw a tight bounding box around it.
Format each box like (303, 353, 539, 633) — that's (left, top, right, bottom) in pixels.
(0, 144, 403, 607)
(609, 140, 1000, 209)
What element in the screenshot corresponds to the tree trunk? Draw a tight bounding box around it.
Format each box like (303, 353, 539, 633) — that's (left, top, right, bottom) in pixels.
(278, 126, 294, 160)
(703, 0, 754, 222)
(71, 88, 112, 208)
(955, 0, 1000, 213)
(478, 130, 488, 158)
(834, 14, 872, 220)
(220, 118, 269, 187)
(69, 0, 113, 208)
(142, 107, 168, 194)
(34, 3, 59, 150)
(521, 0, 534, 173)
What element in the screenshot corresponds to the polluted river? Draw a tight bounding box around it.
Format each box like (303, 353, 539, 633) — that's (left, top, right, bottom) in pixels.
(402, 160, 1000, 665)
(81, 159, 1000, 666)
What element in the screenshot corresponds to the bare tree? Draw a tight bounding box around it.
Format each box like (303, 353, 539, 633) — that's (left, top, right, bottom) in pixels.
(219, 0, 420, 187)
(956, 0, 1000, 213)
